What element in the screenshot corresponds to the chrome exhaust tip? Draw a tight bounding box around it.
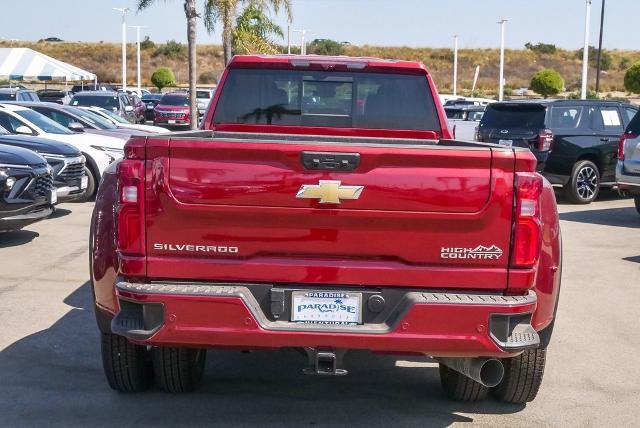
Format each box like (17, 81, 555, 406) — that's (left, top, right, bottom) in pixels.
(435, 357, 504, 387)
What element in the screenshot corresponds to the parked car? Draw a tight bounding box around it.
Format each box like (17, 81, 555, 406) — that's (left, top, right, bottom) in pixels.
(0, 128, 87, 202)
(196, 88, 215, 115)
(153, 92, 191, 128)
(0, 144, 56, 231)
(36, 89, 72, 105)
(70, 83, 118, 94)
(0, 103, 124, 201)
(141, 94, 163, 121)
(477, 100, 639, 204)
(616, 110, 640, 214)
(79, 106, 169, 134)
(0, 88, 40, 102)
(445, 105, 485, 140)
(14, 102, 154, 140)
(128, 94, 146, 124)
(91, 55, 561, 404)
(69, 91, 136, 123)
(444, 97, 495, 107)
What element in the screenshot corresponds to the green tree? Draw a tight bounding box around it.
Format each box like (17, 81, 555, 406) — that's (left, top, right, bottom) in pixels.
(576, 46, 612, 71)
(138, 0, 198, 129)
(204, 0, 292, 65)
(624, 62, 640, 93)
(152, 40, 187, 59)
(232, 4, 284, 55)
(530, 69, 564, 98)
(151, 67, 176, 91)
(524, 42, 557, 55)
(308, 39, 344, 56)
(140, 35, 155, 50)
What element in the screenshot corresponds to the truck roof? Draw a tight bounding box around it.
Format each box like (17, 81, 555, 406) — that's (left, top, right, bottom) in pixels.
(228, 54, 431, 74)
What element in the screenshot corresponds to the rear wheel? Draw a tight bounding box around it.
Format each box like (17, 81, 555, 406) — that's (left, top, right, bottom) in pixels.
(563, 160, 600, 204)
(74, 166, 97, 202)
(634, 197, 640, 215)
(153, 347, 206, 393)
(101, 332, 153, 392)
(438, 364, 489, 401)
(492, 348, 547, 403)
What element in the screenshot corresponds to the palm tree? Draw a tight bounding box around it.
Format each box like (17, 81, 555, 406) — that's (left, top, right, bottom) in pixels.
(137, 0, 199, 130)
(233, 4, 284, 55)
(204, 0, 292, 65)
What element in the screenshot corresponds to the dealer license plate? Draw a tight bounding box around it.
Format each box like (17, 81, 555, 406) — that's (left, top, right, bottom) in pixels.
(291, 291, 362, 325)
(168, 120, 176, 124)
(80, 175, 88, 190)
(49, 189, 58, 205)
(498, 139, 513, 146)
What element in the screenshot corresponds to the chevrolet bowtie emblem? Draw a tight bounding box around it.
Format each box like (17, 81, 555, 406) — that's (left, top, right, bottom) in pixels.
(296, 180, 364, 204)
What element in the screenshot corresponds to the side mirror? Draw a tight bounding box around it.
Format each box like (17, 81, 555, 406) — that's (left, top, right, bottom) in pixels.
(67, 122, 85, 133)
(124, 106, 134, 113)
(15, 126, 33, 135)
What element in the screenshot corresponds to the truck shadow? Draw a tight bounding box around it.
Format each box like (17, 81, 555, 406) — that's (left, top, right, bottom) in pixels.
(559, 207, 639, 228)
(0, 281, 526, 427)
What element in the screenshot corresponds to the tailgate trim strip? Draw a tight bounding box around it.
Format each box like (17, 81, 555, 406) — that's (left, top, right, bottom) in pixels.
(116, 281, 536, 335)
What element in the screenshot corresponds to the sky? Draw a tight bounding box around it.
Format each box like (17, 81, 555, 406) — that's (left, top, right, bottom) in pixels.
(0, 0, 638, 50)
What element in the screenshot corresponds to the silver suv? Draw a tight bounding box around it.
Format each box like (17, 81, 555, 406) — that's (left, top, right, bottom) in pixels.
(616, 110, 640, 214)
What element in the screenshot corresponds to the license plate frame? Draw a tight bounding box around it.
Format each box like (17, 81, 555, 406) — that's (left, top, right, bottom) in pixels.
(291, 291, 363, 325)
(80, 175, 88, 190)
(498, 139, 513, 146)
(168, 119, 176, 124)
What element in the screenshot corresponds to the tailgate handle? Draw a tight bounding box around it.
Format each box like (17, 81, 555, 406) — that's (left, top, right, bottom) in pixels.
(301, 151, 360, 171)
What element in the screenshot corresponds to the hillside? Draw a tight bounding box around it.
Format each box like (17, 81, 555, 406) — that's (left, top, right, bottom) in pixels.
(2, 40, 639, 98)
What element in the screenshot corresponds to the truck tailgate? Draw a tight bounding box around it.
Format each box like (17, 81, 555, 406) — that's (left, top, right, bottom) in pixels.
(145, 136, 515, 291)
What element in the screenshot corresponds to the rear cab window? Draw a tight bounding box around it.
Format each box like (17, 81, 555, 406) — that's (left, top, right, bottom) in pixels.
(212, 68, 441, 132)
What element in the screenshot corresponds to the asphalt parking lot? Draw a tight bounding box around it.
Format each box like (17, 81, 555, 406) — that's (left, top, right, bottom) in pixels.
(1, 193, 639, 427)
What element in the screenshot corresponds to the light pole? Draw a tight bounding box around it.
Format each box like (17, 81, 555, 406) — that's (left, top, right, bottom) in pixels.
(130, 25, 148, 93)
(595, 0, 605, 94)
(113, 7, 130, 91)
(498, 19, 508, 102)
(293, 29, 307, 55)
(581, 0, 592, 99)
(453, 35, 458, 96)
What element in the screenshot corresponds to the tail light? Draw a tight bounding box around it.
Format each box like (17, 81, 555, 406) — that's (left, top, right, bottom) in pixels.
(511, 172, 543, 268)
(116, 139, 145, 256)
(619, 133, 637, 161)
(537, 129, 553, 151)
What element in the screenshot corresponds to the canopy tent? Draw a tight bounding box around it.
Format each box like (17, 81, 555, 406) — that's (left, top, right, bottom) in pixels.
(0, 48, 96, 86)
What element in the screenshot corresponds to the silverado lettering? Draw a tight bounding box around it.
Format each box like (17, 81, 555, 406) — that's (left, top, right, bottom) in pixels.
(90, 55, 561, 404)
(153, 243, 239, 253)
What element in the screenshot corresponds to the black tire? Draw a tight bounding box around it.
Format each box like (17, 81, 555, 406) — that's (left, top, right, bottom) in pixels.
(439, 364, 489, 401)
(100, 332, 153, 392)
(74, 166, 97, 203)
(634, 197, 640, 215)
(153, 347, 206, 393)
(563, 160, 600, 204)
(493, 348, 547, 404)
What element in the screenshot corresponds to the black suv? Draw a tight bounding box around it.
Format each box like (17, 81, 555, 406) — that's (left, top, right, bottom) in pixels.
(477, 100, 638, 203)
(0, 128, 87, 202)
(0, 144, 56, 231)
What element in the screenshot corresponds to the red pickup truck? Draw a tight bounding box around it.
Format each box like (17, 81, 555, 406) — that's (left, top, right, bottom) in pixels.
(90, 55, 561, 403)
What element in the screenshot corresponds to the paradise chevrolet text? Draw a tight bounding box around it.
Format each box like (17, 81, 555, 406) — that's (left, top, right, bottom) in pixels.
(90, 55, 561, 403)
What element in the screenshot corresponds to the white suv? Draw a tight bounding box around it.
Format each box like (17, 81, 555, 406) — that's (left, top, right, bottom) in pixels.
(0, 103, 124, 200)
